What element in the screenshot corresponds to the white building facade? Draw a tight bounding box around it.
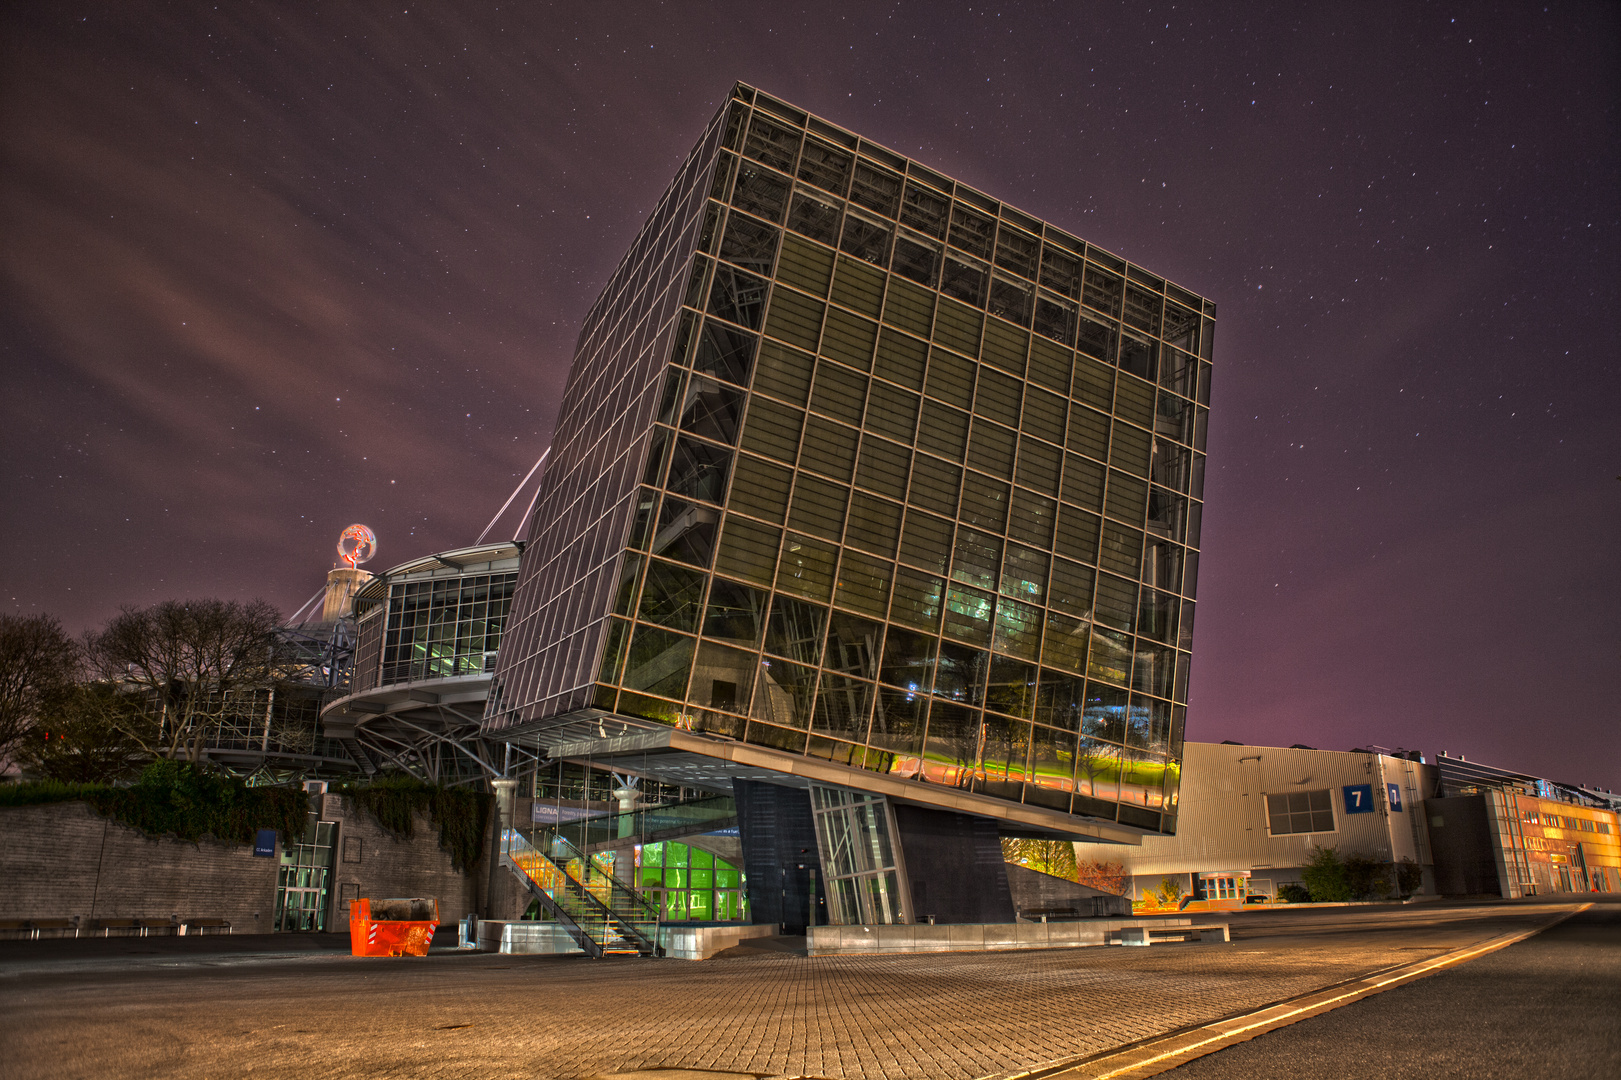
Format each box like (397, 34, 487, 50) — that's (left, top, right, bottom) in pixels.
(1073, 741, 1437, 902)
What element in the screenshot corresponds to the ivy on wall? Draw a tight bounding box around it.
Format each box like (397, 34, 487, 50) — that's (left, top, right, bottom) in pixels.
(0, 760, 307, 845)
(2, 766, 494, 872)
(336, 777, 492, 873)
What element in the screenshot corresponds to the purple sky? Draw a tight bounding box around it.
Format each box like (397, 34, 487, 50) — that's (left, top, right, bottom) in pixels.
(3, 2, 1617, 787)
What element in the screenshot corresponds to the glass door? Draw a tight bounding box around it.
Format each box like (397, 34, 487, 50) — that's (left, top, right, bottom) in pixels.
(275, 818, 337, 931)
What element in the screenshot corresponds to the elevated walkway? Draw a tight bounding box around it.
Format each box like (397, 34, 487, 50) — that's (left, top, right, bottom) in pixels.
(537, 795, 737, 854)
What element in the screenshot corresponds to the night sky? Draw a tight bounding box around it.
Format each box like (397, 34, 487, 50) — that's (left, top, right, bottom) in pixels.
(3, 3, 1617, 787)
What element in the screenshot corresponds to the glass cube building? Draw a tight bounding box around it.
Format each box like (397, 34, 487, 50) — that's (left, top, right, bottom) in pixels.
(489, 83, 1214, 906)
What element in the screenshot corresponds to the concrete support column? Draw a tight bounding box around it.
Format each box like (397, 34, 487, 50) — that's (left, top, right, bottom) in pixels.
(486, 778, 518, 919)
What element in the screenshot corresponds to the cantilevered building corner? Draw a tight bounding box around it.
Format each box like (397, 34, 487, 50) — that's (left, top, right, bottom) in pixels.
(488, 83, 1213, 921)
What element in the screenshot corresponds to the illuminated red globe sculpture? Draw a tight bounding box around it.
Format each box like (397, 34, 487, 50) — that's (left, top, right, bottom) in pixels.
(337, 524, 376, 568)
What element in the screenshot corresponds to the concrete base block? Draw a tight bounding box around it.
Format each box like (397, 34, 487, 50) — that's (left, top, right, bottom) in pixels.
(807, 917, 1202, 956)
(657, 922, 778, 961)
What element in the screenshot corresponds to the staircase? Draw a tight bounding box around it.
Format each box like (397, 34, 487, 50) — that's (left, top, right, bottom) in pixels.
(498, 795, 739, 959)
(501, 827, 662, 958)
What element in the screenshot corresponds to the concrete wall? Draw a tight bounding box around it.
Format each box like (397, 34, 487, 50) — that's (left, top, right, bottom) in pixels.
(324, 795, 483, 926)
(0, 801, 281, 932)
(1004, 863, 1131, 917)
(1073, 742, 1438, 898)
(1425, 795, 1501, 896)
(1, 795, 491, 935)
(734, 779, 823, 933)
(893, 804, 1015, 924)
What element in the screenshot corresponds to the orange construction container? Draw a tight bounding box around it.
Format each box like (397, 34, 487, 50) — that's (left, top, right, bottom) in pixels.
(349, 898, 439, 957)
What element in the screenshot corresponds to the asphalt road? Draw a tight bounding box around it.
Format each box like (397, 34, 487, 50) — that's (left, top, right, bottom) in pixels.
(1166, 900, 1621, 1079)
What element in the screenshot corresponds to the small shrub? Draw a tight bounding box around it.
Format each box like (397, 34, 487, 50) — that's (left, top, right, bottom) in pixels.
(1343, 852, 1393, 900)
(1396, 857, 1424, 896)
(1301, 846, 1352, 902)
(1277, 882, 1312, 904)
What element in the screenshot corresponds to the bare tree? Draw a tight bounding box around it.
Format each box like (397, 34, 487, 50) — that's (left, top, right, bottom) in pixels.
(0, 613, 81, 766)
(84, 599, 282, 762)
(14, 683, 147, 783)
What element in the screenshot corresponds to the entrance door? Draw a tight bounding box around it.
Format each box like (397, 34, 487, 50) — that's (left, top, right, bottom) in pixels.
(275, 818, 337, 931)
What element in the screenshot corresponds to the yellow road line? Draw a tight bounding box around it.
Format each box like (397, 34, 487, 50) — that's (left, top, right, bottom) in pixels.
(995, 903, 1590, 1080)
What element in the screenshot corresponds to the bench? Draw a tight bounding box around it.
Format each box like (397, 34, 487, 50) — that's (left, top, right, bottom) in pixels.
(88, 918, 141, 937)
(1109, 923, 1230, 946)
(182, 918, 232, 935)
(25, 918, 80, 939)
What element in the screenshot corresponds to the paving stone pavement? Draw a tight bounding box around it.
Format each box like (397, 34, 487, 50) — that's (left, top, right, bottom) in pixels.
(0, 902, 1578, 1080)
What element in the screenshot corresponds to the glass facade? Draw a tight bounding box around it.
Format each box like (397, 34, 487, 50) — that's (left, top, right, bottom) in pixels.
(492, 83, 1214, 837)
(349, 548, 521, 694)
(810, 785, 907, 924)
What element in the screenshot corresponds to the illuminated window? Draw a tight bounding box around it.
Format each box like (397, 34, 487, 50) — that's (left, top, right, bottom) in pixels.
(637, 841, 749, 923)
(1204, 875, 1243, 900)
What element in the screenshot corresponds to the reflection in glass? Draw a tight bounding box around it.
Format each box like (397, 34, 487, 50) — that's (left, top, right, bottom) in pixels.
(943, 582, 994, 646)
(666, 435, 733, 504)
(934, 641, 987, 705)
(1035, 670, 1084, 730)
(992, 598, 1042, 662)
(751, 657, 817, 729)
(870, 687, 927, 769)
(765, 594, 826, 664)
(824, 611, 882, 678)
(621, 625, 695, 701)
(694, 320, 759, 388)
(1027, 724, 1077, 810)
(652, 497, 718, 568)
(976, 714, 1031, 798)
(922, 701, 979, 788)
(952, 529, 1002, 591)
(1082, 680, 1127, 743)
(1133, 640, 1176, 699)
(703, 578, 767, 645)
(1042, 612, 1090, 675)
(1076, 737, 1120, 805)
(638, 560, 706, 632)
(985, 655, 1036, 719)
(879, 627, 935, 691)
(1000, 544, 1048, 602)
(889, 569, 943, 630)
(812, 674, 874, 741)
(1137, 587, 1180, 645)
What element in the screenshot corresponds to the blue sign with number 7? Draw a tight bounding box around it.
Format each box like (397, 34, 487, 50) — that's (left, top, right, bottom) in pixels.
(1343, 784, 1375, 814)
(1386, 783, 1403, 812)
